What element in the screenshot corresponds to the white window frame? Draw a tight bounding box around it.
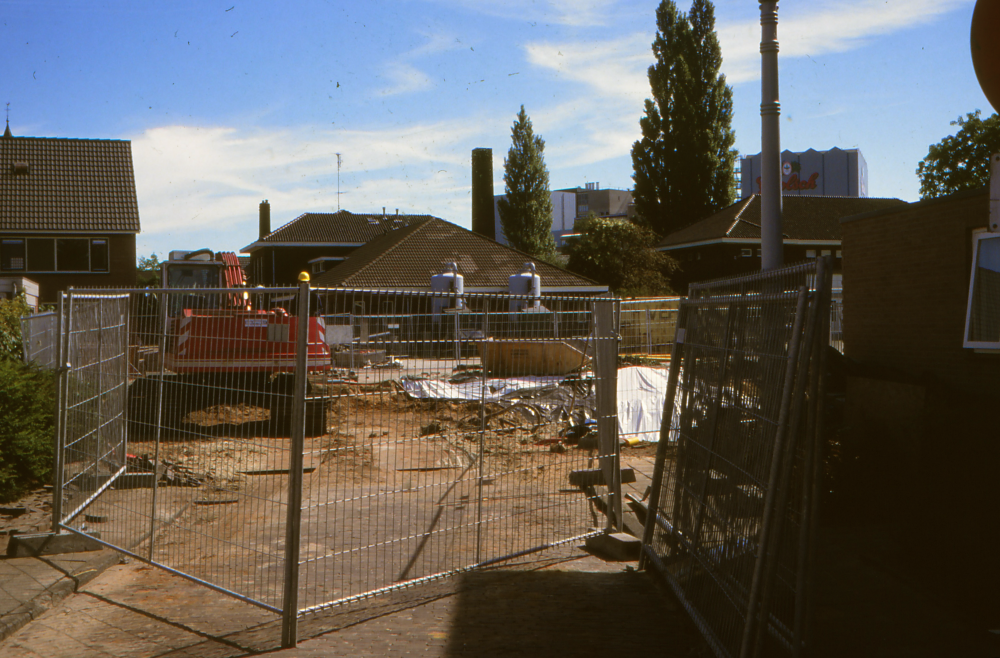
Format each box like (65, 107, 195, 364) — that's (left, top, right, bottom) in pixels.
(963, 229, 1000, 351)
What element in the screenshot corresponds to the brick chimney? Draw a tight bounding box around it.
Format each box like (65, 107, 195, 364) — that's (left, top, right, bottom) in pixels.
(471, 148, 495, 240)
(259, 200, 270, 239)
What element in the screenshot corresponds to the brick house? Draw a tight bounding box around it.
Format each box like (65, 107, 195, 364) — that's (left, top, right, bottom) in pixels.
(0, 125, 140, 302)
(838, 187, 999, 609)
(241, 205, 433, 286)
(657, 194, 905, 291)
(313, 217, 606, 313)
(841, 187, 998, 393)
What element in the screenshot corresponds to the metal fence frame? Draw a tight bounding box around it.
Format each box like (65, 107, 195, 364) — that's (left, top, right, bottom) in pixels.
(639, 259, 832, 658)
(51, 284, 623, 648)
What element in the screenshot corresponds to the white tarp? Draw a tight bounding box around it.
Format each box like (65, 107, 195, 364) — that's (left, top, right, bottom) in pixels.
(401, 365, 681, 443)
(616, 366, 677, 443)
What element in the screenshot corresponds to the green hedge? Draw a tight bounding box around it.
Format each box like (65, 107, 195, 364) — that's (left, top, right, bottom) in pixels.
(0, 359, 56, 502)
(0, 293, 32, 361)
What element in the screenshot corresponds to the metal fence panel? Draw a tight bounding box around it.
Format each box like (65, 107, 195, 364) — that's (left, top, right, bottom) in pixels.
(55, 294, 130, 529)
(618, 297, 681, 357)
(294, 289, 615, 616)
(640, 260, 831, 658)
(52, 286, 623, 644)
(20, 311, 58, 369)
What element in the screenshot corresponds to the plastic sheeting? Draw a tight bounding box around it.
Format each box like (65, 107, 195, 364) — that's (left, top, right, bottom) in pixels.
(400, 365, 679, 444)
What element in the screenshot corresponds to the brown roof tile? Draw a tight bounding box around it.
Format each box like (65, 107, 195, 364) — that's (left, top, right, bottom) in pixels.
(0, 136, 140, 232)
(312, 218, 602, 289)
(243, 211, 435, 250)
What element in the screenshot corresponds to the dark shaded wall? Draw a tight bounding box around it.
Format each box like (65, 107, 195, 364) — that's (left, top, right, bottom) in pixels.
(841, 189, 998, 394)
(667, 242, 841, 291)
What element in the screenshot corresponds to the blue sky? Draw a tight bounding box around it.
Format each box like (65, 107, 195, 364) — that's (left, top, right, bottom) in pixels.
(2, 0, 992, 258)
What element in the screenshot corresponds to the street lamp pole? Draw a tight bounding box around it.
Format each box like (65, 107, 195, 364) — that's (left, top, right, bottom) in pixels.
(760, 1, 783, 270)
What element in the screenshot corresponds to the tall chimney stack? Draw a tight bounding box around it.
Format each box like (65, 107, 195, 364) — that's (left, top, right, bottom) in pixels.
(259, 200, 271, 239)
(471, 148, 495, 240)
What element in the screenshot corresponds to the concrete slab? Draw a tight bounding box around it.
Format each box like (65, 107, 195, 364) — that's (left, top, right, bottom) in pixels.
(6, 532, 103, 558)
(585, 532, 641, 561)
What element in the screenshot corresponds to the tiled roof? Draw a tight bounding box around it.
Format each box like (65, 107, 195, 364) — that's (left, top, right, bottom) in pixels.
(0, 135, 141, 232)
(242, 211, 435, 251)
(657, 195, 908, 248)
(313, 218, 603, 289)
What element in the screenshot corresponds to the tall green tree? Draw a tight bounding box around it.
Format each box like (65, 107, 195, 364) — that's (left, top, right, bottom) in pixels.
(631, 0, 736, 238)
(917, 110, 1000, 199)
(497, 106, 557, 258)
(565, 215, 678, 296)
(137, 253, 162, 287)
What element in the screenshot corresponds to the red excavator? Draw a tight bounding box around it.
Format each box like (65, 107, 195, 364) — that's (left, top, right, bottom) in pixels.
(129, 249, 330, 437)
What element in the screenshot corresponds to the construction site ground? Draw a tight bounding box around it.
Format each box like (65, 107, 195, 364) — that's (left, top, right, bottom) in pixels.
(2, 359, 999, 656)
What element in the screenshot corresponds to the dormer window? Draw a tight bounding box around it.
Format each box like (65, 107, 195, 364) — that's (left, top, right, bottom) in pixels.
(12, 162, 29, 175)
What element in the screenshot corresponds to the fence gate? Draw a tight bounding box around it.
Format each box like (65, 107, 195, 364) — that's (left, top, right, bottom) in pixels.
(640, 259, 832, 658)
(51, 285, 623, 646)
(53, 293, 131, 538)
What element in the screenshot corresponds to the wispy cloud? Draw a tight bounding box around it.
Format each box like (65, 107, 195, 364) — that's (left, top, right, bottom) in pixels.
(373, 27, 465, 96)
(425, 0, 627, 27)
(129, 120, 485, 253)
(376, 62, 434, 97)
(718, 0, 973, 83)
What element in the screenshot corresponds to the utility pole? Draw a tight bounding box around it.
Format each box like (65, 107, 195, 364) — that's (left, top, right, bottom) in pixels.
(760, 1, 783, 270)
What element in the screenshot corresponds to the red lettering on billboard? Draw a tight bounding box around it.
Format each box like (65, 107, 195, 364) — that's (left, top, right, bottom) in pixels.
(755, 172, 820, 192)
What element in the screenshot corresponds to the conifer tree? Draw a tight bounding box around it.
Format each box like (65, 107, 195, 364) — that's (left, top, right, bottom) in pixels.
(631, 0, 736, 237)
(497, 106, 557, 258)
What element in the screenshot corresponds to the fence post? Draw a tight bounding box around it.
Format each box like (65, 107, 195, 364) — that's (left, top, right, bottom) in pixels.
(281, 275, 311, 648)
(593, 299, 621, 531)
(51, 293, 67, 534)
(147, 289, 172, 560)
(638, 304, 688, 569)
(645, 308, 652, 355)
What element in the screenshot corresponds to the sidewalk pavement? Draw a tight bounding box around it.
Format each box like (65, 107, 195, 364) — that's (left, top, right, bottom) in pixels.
(0, 543, 122, 643)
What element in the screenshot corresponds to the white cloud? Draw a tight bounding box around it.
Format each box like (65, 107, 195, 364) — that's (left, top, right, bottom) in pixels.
(425, 0, 626, 27)
(129, 120, 486, 254)
(514, 0, 972, 173)
(718, 0, 973, 83)
(376, 62, 434, 97)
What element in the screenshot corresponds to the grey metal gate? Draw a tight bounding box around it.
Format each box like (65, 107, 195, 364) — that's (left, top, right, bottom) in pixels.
(52, 284, 622, 647)
(640, 259, 832, 658)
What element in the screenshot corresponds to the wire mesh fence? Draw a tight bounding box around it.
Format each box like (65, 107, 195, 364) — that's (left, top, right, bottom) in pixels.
(51, 284, 622, 645)
(618, 297, 681, 358)
(829, 291, 843, 353)
(20, 310, 58, 369)
(639, 259, 832, 658)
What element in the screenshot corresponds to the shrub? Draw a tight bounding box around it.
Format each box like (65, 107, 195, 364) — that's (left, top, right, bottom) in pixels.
(0, 293, 32, 362)
(0, 359, 56, 502)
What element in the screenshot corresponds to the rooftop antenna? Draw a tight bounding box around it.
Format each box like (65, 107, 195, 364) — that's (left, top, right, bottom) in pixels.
(336, 153, 342, 212)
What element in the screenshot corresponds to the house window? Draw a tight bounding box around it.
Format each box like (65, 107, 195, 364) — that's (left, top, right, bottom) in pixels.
(806, 249, 817, 258)
(1, 239, 25, 271)
(821, 250, 832, 257)
(28, 238, 55, 271)
(741, 248, 752, 257)
(56, 238, 90, 271)
(91, 239, 109, 272)
(757, 249, 762, 257)
(964, 232, 1000, 349)
(836, 250, 842, 259)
